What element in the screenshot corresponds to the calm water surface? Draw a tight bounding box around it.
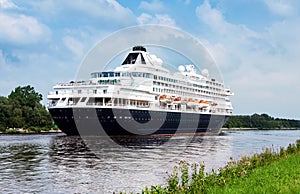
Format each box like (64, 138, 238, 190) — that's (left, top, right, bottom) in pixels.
(0, 130, 299, 193)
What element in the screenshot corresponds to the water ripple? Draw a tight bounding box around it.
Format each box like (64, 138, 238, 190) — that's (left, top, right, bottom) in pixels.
(0, 130, 299, 193)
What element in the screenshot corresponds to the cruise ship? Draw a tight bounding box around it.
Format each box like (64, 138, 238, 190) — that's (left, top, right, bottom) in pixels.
(47, 46, 233, 136)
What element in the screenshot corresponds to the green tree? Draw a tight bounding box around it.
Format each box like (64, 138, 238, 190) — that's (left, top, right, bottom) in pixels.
(28, 103, 52, 128)
(0, 85, 53, 131)
(225, 113, 300, 129)
(10, 108, 25, 128)
(8, 85, 42, 109)
(0, 96, 12, 131)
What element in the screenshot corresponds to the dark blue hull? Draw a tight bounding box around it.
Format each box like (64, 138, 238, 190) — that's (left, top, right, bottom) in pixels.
(49, 107, 229, 136)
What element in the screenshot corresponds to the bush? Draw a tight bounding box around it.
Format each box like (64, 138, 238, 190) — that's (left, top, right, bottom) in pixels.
(40, 126, 50, 132)
(27, 126, 41, 133)
(5, 129, 20, 134)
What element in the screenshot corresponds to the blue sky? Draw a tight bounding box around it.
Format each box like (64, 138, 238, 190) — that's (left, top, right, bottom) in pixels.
(0, 0, 300, 119)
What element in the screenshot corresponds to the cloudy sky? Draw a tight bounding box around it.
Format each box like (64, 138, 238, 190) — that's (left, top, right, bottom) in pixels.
(0, 0, 299, 119)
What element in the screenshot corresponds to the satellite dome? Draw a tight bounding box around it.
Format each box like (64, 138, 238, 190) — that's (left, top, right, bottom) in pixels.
(178, 65, 185, 72)
(201, 69, 209, 77)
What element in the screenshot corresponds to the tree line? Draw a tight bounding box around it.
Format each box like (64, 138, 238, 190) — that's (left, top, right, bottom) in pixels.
(223, 113, 300, 129)
(0, 85, 53, 133)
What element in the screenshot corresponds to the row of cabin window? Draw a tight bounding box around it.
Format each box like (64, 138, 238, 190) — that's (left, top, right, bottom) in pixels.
(92, 72, 208, 87)
(153, 87, 210, 99)
(155, 76, 224, 89)
(92, 72, 152, 78)
(153, 87, 226, 101)
(153, 82, 225, 97)
(92, 72, 224, 90)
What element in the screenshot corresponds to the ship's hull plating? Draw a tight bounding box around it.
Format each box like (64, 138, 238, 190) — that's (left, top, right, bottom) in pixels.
(49, 107, 229, 136)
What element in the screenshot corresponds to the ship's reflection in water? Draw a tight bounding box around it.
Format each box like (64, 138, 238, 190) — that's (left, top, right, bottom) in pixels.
(1, 130, 300, 193)
(48, 134, 232, 193)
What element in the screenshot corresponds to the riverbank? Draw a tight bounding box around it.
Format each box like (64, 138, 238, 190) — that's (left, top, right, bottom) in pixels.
(2, 127, 299, 135)
(222, 127, 299, 131)
(209, 153, 300, 193)
(139, 140, 300, 194)
(223, 114, 300, 130)
(0, 128, 62, 135)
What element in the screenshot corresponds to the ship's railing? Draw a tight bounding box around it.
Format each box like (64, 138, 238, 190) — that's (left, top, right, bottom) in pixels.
(55, 79, 121, 86)
(85, 102, 150, 108)
(47, 101, 232, 115)
(82, 102, 214, 113)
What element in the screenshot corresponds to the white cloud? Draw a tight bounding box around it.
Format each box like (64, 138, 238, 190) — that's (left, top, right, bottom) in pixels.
(0, 13, 50, 45)
(137, 13, 153, 24)
(26, 0, 136, 27)
(264, 0, 297, 17)
(196, 0, 261, 70)
(195, 0, 300, 118)
(0, 0, 139, 98)
(196, 0, 224, 28)
(0, 50, 9, 71)
(139, 0, 165, 12)
(0, 47, 78, 97)
(0, 0, 18, 9)
(63, 36, 85, 57)
(1, 0, 298, 119)
(155, 14, 176, 26)
(137, 13, 176, 26)
(196, 0, 260, 40)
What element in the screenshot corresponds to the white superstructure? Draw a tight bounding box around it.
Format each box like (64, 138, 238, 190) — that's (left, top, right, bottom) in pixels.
(48, 46, 233, 115)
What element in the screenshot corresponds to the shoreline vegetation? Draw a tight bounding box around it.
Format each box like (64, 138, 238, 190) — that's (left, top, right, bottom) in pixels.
(223, 114, 300, 130)
(0, 85, 55, 133)
(132, 140, 300, 194)
(0, 128, 62, 135)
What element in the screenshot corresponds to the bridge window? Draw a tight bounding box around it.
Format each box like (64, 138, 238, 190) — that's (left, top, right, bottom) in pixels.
(122, 53, 139, 65)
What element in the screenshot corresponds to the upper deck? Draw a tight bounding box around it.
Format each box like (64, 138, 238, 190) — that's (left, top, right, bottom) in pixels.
(47, 46, 233, 115)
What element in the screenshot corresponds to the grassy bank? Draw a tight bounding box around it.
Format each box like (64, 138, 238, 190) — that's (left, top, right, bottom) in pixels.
(138, 140, 300, 194)
(209, 154, 300, 193)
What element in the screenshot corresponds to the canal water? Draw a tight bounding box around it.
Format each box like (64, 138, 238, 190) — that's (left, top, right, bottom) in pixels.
(0, 130, 299, 193)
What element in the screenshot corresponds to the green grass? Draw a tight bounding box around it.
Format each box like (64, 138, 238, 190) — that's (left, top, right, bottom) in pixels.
(135, 140, 300, 194)
(210, 154, 300, 194)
